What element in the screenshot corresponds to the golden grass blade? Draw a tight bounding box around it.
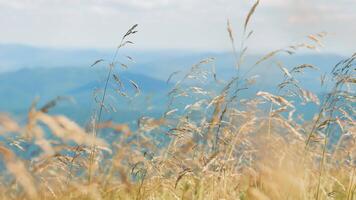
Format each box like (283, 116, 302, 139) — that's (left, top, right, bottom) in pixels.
(36, 112, 109, 150)
(97, 121, 131, 136)
(247, 188, 270, 200)
(227, 19, 234, 43)
(257, 91, 294, 108)
(244, 0, 260, 32)
(0, 114, 20, 134)
(0, 144, 38, 199)
(255, 49, 281, 66)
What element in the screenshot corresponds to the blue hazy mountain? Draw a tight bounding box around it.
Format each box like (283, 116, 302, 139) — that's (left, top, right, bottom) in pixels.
(0, 44, 345, 79)
(0, 44, 347, 124)
(0, 66, 170, 124)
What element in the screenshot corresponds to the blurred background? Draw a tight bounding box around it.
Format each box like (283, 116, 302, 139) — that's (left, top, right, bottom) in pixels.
(0, 0, 354, 124)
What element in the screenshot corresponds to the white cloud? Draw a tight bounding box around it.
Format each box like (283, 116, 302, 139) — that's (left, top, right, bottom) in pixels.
(0, 0, 354, 55)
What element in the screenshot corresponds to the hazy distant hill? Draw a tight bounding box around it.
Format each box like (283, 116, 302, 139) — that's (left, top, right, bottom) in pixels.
(0, 44, 347, 124)
(0, 44, 345, 79)
(0, 67, 170, 124)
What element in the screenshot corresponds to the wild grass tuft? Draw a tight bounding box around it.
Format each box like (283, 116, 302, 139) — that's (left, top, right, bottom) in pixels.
(0, 2, 355, 200)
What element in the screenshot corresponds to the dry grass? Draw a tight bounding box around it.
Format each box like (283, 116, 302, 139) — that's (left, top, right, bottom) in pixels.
(0, 2, 355, 200)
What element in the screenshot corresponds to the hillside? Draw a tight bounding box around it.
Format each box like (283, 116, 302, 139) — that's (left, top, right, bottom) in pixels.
(0, 67, 170, 124)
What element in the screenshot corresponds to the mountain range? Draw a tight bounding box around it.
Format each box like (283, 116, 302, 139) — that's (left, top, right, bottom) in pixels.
(0, 44, 348, 124)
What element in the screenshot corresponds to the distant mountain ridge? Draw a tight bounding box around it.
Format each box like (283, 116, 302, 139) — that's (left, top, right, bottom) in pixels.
(0, 67, 170, 124)
(0, 44, 346, 80)
(0, 44, 348, 124)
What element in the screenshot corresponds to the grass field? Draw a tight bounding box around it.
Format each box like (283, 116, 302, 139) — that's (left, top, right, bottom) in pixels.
(0, 1, 355, 199)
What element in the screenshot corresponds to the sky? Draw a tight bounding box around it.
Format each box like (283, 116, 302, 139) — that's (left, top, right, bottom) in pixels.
(0, 0, 355, 55)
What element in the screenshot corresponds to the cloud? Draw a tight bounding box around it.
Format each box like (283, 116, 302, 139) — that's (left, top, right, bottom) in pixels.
(0, 0, 354, 55)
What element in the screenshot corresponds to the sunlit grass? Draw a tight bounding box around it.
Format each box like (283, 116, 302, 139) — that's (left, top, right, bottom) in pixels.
(0, 1, 355, 199)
